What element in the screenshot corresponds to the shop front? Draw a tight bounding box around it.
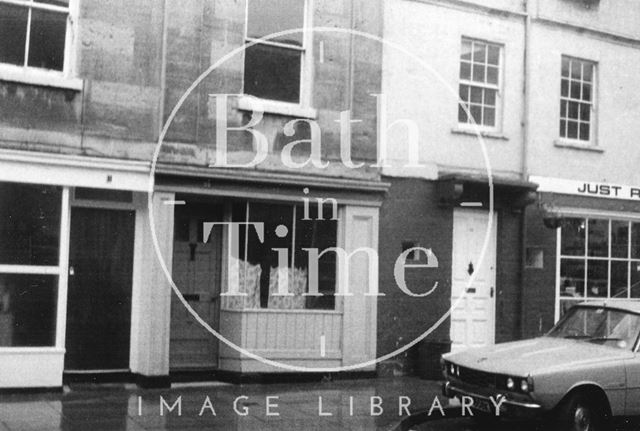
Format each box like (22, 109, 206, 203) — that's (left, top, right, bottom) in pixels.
(523, 176, 640, 338)
(0, 149, 175, 388)
(157, 168, 386, 373)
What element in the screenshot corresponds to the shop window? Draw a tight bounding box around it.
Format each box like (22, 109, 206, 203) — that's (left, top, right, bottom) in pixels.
(0, 274, 57, 347)
(231, 200, 338, 310)
(243, 0, 307, 104)
(0, 183, 61, 266)
(559, 56, 596, 142)
(458, 38, 502, 129)
(559, 217, 640, 317)
(0, 182, 63, 349)
(0, 0, 71, 71)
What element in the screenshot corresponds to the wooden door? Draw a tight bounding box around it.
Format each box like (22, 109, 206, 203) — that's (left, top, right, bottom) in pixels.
(450, 209, 497, 352)
(170, 213, 222, 369)
(65, 208, 135, 371)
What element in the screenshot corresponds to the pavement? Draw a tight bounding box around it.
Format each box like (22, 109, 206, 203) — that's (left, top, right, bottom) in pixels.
(0, 377, 449, 431)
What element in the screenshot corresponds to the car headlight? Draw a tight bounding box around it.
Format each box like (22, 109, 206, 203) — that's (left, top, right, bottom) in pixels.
(506, 377, 515, 390)
(520, 379, 529, 392)
(450, 364, 455, 375)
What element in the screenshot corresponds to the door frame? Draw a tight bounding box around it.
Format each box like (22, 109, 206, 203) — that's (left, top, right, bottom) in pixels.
(450, 208, 498, 350)
(65, 189, 138, 372)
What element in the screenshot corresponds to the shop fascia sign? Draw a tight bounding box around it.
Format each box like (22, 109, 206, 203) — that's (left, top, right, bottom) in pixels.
(530, 176, 640, 201)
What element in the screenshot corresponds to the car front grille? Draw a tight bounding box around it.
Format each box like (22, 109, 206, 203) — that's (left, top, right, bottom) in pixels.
(457, 366, 496, 388)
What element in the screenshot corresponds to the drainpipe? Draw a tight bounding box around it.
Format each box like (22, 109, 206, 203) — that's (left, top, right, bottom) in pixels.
(519, 0, 534, 339)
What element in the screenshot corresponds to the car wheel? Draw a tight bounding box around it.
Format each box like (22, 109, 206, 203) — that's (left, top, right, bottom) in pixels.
(554, 391, 609, 431)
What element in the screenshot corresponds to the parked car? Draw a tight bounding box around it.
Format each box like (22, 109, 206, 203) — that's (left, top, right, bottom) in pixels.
(442, 301, 640, 430)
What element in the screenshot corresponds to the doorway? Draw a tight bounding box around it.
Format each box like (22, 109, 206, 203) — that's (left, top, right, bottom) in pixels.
(169, 202, 222, 369)
(65, 207, 135, 371)
(450, 209, 497, 352)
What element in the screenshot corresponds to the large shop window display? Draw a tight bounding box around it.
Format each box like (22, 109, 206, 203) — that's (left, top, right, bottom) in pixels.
(559, 217, 640, 316)
(222, 201, 337, 311)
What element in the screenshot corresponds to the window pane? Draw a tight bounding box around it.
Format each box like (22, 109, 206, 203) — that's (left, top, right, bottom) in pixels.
(0, 3, 28, 66)
(295, 205, 338, 310)
(487, 45, 500, 65)
(611, 261, 629, 298)
(461, 40, 472, 61)
(483, 107, 495, 127)
(579, 103, 591, 122)
(583, 64, 593, 82)
(632, 223, 640, 259)
(586, 260, 607, 298)
(458, 104, 468, 123)
(247, 0, 304, 45)
(459, 62, 471, 80)
(568, 101, 579, 119)
(0, 183, 61, 265)
(570, 60, 581, 80)
(472, 43, 486, 63)
(561, 79, 569, 97)
(570, 82, 581, 99)
(486, 66, 498, 85)
(583, 84, 592, 101)
(459, 84, 469, 102)
(470, 105, 482, 124)
(562, 219, 586, 256)
(472, 64, 485, 82)
(611, 221, 629, 258)
(0, 274, 57, 347)
(470, 86, 482, 103)
(588, 219, 609, 257)
(560, 119, 566, 137)
(567, 121, 578, 138)
(28, 9, 67, 71)
(560, 259, 585, 297)
(561, 57, 570, 77)
(244, 43, 301, 103)
(484, 89, 496, 106)
(579, 122, 590, 141)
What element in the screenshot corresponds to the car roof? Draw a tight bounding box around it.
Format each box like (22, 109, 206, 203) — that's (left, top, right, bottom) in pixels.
(576, 300, 640, 314)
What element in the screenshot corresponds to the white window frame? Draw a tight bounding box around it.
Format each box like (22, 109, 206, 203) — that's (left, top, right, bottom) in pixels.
(0, 184, 70, 353)
(558, 55, 597, 146)
(457, 37, 504, 132)
(239, 0, 316, 119)
(0, 0, 82, 91)
(555, 215, 640, 322)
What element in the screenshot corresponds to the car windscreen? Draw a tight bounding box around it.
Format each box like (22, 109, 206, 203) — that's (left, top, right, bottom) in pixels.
(548, 306, 640, 350)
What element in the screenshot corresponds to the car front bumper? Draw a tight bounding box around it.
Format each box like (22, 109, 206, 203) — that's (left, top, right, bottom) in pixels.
(442, 380, 543, 419)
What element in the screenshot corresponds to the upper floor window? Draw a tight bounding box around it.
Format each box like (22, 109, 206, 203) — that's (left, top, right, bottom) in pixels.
(0, 0, 70, 72)
(458, 38, 502, 129)
(560, 56, 596, 142)
(243, 0, 308, 105)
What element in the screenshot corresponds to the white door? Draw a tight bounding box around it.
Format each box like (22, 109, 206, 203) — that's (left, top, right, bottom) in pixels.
(450, 209, 497, 352)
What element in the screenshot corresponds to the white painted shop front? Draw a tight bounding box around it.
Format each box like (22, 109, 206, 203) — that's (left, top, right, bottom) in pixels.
(0, 149, 382, 388)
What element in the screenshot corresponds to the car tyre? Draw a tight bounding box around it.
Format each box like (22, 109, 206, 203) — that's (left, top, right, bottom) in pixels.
(554, 391, 610, 431)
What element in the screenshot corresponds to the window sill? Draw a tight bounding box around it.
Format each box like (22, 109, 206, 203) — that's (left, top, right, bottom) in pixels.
(0, 66, 83, 91)
(554, 139, 604, 153)
(237, 95, 317, 119)
(451, 127, 509, 141)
